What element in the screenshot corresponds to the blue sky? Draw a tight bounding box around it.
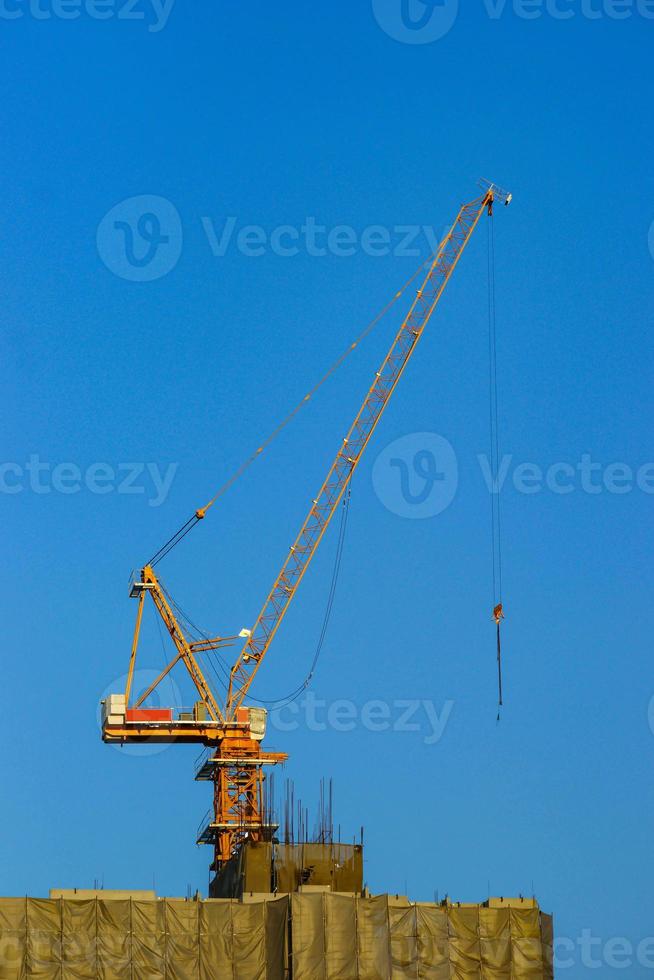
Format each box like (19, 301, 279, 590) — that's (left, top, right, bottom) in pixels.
(2, 1, 653, 975)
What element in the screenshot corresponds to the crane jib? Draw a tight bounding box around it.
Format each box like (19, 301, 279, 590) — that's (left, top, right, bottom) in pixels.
(225, 188, 499, 718)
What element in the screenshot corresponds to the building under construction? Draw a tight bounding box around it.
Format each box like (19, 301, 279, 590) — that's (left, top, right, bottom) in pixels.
(0, 856, 553, 979)
(1, 796, 553, 978)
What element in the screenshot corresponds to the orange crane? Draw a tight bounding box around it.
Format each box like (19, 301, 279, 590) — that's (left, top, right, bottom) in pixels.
(102, 180, 511, 876)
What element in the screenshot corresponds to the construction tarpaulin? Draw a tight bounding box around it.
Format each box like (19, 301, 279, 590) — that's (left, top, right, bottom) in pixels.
(0, 896, 287, 980)
(0, 894, 553, 979)
(214, 842, 365, 899)
(274, 843, 363, 896)
(290, 894, 554, 980)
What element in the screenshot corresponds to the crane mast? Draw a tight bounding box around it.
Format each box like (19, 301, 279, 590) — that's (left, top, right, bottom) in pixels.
(101, 182, 510, 879)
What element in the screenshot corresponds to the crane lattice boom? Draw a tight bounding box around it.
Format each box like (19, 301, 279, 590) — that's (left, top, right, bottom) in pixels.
(226, 188, 498, 716)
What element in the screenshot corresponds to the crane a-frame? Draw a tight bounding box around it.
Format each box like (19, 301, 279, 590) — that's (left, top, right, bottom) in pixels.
(102, 181, 511, 877)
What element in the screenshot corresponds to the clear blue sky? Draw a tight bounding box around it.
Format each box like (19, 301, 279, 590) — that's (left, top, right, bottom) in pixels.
(2, 2, 653, 975)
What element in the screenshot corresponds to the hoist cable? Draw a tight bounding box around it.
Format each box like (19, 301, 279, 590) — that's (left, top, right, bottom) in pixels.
(487, 209, 505, 719)
(487, 210, 503, 603)
(146, 248, 443, 568)
(160, 583, 231, 693)
(307, 482, 352, 685)
(248, 481, 352, 709)
(148, 516, 202, 568)
(150, 485, 353, 711)
(496, 621, 503, 711)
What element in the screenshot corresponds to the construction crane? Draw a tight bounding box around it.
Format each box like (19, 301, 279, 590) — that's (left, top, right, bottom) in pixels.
(102, 180, 511, 878)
